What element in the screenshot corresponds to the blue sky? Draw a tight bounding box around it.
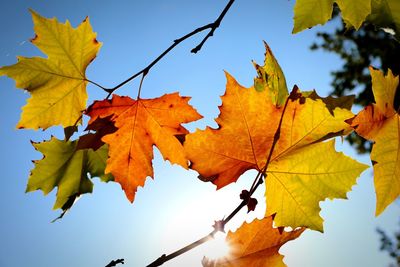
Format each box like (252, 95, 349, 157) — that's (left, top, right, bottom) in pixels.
(0, 1, 398, 266)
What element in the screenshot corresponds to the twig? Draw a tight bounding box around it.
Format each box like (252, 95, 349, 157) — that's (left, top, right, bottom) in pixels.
(146, 88, 296, 267)
(105, 258, 124, 267)
(191, 0, 235, 53)
(147, 230, 217, 267)
(87, 0, 236, 98)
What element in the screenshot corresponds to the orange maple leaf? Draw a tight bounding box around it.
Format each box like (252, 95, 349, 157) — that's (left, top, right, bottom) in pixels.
(185, 72, 354, 189)
(202, 215, 304, 267)
(184, 72, 366, 231)
(86, 93, 202, 202)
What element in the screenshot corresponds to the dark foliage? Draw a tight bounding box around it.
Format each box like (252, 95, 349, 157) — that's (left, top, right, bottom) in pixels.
(377, 224, 400, 267)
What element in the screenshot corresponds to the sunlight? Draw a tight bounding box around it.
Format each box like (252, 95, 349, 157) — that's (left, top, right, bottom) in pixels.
(203, 232, 231, 261)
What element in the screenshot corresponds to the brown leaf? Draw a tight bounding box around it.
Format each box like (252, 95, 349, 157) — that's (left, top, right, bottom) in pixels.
(77, 116, 117, 150)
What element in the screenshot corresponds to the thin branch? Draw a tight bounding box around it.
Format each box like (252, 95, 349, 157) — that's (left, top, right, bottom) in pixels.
(90, 0, 235, 97)
(147, 230, 218, 267)
(146, 88, 296, 267)
(87, 79, 108, 90)
(105, 258, 124, 267)
(191, 0, 235, 53)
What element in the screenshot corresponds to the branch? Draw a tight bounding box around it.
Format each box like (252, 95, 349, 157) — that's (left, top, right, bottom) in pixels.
(146, 88, 296, 267)
(88, 0, 236, 98)
(147, 231, 217, 267)
(105, 258, 124, 267)
(191, 0, 235, 54)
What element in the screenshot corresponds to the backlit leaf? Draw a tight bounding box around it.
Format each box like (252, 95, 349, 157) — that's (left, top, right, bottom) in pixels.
(85, 93, 202, 202)
(293, 0, 371, 33)
(293, 0, 334, 34)
(253, 41, 288, 106)
(266, 140, 366, 230)
(349, 67, 399, 215)
(185, 47, 367, 231)
(202, 216, 304, 267)
(336, 0, 372, 29)
(27, 137, 112, 211)
(0, 10, 101, 129)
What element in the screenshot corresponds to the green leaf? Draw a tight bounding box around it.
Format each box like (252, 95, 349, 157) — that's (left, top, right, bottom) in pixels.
(27, 137, 112, 211)
(336, 0, 372, 29)
(293, 0, 371, 33)
(253, 42, 288, 106)
(293, 0, 334, 34)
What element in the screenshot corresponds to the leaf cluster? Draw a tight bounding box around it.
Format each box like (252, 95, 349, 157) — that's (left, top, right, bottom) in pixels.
(1, 3, 399, 266)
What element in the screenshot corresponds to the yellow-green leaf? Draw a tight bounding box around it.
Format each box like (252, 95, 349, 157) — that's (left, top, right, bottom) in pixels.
(336, 0, 372, 29)
(293, 0, 371, 33)
(27, 137, 112, 211)
(349, 67, 400, 215)
(293, 0, 334, 34)
(0, 10, 101, 129)
(253, 42, 288, 106)
(266, 140, 367, 231)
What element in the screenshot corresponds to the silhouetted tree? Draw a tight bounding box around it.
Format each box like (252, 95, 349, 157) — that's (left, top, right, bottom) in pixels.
(377, 223, 400, 267)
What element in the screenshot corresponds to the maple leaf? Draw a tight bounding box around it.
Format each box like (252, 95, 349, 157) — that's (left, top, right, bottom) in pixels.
(0, 10, 101, 129)
(253, 41, 288, 106)
(293, 0, 371, 33)
(27, 137, 112, 212)
(185, 59, 367, 231)
(202, 215, 304, 267)
(85, 93, 202, 202)
(348, 67, 399, 215)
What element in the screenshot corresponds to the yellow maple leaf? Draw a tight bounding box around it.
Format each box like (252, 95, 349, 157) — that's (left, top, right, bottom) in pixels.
(185, 70, 367, 231)
(202, 216, 304, 267)
(349, 67, 399, 215)
(0, 10, 101, 129)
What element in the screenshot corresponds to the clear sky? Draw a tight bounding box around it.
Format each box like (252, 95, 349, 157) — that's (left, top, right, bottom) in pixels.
(0, 1, 398, 267)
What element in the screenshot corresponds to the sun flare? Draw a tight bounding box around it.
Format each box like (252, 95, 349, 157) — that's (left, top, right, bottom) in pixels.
(203, 232, 231, 261)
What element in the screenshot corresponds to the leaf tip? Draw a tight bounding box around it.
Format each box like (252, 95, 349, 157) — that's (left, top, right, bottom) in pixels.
(28, 8, 38, 17)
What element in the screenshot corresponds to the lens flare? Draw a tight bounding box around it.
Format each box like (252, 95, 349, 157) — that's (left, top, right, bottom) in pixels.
(203, 232, 231, 261)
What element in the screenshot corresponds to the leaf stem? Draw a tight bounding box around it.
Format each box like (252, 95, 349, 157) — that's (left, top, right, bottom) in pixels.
(146, 88, 296, 267)
(89, 0, 235, 97)
(136, 71, 147, 99)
